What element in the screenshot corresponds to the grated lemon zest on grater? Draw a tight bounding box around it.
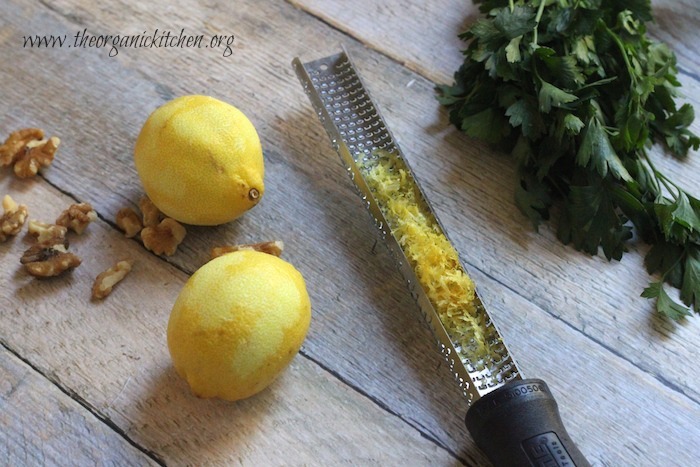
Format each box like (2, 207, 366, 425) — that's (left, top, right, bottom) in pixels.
(360, 150, 489, 358)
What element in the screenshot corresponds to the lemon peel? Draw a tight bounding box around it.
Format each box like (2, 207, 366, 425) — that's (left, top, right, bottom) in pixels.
(134, 95, 264, 226)
(167, 250, 311, 401)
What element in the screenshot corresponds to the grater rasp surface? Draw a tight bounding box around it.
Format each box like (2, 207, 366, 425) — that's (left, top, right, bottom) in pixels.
(292, 49, 521, 405)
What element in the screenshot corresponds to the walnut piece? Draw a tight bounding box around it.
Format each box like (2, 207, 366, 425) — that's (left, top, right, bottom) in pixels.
(211, 240, 284, 260)
(0, 128, 44, 167)
(20, 242, 81, 278)
(0, 195, 28, 242)
(92, 260, 134, 300)
(20, 242, 67, 264)
(21, 215, 78, 278)
(141, 218, 186, 256)
(115, 207, 143, 238)
(56, 202, 97, 234)
(14, 136, 60, 178)
(139, 196, 161, 227)
(28, 220, 68, 245)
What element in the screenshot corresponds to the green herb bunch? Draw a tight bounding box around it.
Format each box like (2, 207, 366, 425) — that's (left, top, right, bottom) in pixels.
(438, 0, 700, 319)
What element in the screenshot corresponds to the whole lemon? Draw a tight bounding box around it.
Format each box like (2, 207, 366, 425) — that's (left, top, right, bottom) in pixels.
(167, 250, 311, 401)
(134, 95, 264, 225)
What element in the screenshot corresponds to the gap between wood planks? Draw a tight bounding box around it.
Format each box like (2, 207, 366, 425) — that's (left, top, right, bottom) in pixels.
(1, 11, 473, 447)
(283, 0, 700, 407)
(7, 169, 471, 464)
(284, 0, 700, 89)
(0, 338, 166, 466)
(11, 1, 699, 463)
(3, 0, 473, 449)
(28, 132, 698, 463)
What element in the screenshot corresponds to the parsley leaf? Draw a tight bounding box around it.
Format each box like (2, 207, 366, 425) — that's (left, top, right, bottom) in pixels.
(561, 177, 632, 260)
(641, 281, 692, 320)
(576, 117, 632, 182)
(493, 5, 536, 39)
(654, 192, 700, 244)
(681, 246, 700, 310)
(563, 113, 585, 135)
(514, 171, 551, 230)
(439, 0, 700, 320)
(506, 98, 546, 139)
(538, 81, 578, 113)
(459, 108, 510, 144)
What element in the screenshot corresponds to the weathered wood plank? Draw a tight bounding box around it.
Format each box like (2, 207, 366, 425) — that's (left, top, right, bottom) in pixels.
(1, 177, 698, 465)
(468, 266, 700, 466)
(287, 0, 472, 84)
(1, 1, 494, 458)
(0, 178, 463, 465)
(1, 0, 700, 464)
(0, 346, 159, 466)
(648, 0, 700, 74)
(289, 0, 700, 85)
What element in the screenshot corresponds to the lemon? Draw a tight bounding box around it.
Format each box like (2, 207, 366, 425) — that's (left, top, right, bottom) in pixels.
(167, 250, 311, 401)
(134, 95, 264, 226)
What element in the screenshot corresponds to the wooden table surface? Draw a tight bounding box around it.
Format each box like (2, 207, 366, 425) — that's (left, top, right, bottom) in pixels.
(2, 1, 699, 465)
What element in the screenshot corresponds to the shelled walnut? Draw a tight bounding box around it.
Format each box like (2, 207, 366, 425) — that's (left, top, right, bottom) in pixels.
(22, 213, 80, 278)
(0, 195, 28, 242)
(211, 240, 284, 260)
(0, 128, 44, 166)
(139, 196, 161, 227)
(28, 220, 68, 245)
(92, 260, 134, 300)
(14, 136, 60, 178)
(141, 218, 186, 256)
(20, 242, 81, 278)
(115, 207, 142, 238)
(56, 202, 97, 234)
(0, 128, 60, 178)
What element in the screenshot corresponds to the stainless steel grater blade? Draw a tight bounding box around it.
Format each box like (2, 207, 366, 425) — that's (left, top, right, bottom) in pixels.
(292, 48, 590, 467)
(292, 48, 520, 405)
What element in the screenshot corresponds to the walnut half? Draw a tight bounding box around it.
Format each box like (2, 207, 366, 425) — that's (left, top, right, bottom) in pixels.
(141, 218, 186, 256)
(92, 260, 134, 300)
(56, 202, 97, 234)
(210, 240, 284, 260)
(0, 195, 28, 242)
(14, 136, 60, 178)
(115, 207, 143, 238)
(20, 242, 81, 278)
(27, 220, 68, 245)
(0, 128, 44, 167)
(139, 196, 161, 227)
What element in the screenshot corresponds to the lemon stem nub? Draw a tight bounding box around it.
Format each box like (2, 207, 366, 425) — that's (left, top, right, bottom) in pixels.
(248, 188, 260, 201)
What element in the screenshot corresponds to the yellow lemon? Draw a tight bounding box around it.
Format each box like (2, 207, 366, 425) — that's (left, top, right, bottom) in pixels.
(134, 95, 264, 225)
(167, 250, 311, 401)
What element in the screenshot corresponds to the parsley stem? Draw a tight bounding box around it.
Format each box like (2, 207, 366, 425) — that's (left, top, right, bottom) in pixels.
(642, 151, 682, 199)
(532, 0, 547, 47)
(602, 22, 638, 86)
(659, 174, 679, 199)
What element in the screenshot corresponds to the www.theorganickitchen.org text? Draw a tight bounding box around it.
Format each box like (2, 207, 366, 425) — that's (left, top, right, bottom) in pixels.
(22, 28, 235, 57)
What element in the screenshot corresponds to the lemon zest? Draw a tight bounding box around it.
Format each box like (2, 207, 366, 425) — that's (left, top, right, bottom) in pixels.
(360, 151, 488, 358)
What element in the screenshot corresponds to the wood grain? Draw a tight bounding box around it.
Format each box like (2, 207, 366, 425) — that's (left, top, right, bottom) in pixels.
(288, 0, 700, 405)
(1, 0, 699, 465)
(0, 177, 462, 465)
(0, 346, 158, 466)
(289, 0, 700, 84)
(287, 0, 473, 85)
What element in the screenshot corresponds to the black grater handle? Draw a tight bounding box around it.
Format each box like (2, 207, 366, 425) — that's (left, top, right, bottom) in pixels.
(465, 379, 591, 467)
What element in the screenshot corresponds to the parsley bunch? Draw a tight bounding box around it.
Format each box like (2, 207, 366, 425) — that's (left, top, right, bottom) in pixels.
(438, 0, 700, 319)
